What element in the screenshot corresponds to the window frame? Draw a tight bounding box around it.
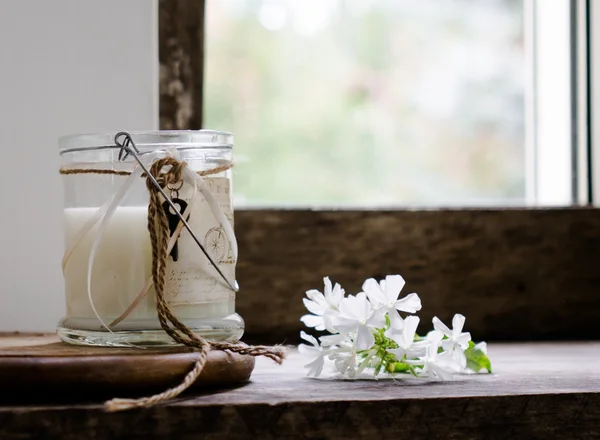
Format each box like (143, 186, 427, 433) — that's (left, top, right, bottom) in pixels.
(158, 0, 600, 344)
(164, 0, 593, 208)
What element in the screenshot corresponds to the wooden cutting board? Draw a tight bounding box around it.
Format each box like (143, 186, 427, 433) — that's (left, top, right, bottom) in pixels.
(0, 335, 255, 403)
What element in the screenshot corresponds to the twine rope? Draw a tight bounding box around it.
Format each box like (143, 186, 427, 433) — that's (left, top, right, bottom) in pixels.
(59, 162, 234, 177)
(61, 158, 285, 411)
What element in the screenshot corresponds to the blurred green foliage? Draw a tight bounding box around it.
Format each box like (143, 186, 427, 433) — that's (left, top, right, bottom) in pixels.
(204, 0, 525, 207)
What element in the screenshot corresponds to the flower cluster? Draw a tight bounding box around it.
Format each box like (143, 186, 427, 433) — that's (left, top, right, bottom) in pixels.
(299, 275, 491, 379)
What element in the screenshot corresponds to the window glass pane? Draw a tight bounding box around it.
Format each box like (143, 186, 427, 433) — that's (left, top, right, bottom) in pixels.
(204, 0, 525, 206)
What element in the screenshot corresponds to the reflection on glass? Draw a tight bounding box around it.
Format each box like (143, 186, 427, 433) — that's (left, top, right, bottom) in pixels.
(205, 0, 525, 207)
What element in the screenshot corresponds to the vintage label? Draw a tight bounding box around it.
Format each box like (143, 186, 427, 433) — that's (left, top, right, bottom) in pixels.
(163, 177, 236, 305)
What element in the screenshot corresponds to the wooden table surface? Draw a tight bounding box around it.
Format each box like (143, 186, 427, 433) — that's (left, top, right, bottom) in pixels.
(1, 335, 600, 439)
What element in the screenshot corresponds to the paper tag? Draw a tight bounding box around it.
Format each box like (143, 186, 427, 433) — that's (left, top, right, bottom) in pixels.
(164, 177, 236, 305)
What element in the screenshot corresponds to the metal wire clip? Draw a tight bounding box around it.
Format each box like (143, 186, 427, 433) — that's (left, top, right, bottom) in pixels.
(115, 131, 239, 293)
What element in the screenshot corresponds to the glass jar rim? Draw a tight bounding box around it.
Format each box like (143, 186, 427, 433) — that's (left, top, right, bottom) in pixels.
(59, 130, 233, 154)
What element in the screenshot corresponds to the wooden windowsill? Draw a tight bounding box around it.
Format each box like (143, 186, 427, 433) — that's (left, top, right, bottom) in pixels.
(1, 337, 599, 439)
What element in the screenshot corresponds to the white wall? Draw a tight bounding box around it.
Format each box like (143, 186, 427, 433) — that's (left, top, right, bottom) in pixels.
(0, 0, 157, 331)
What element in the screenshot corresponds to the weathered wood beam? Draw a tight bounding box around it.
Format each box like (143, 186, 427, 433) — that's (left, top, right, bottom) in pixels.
(235, 208, 600, 343)
(159, 0, 204, 129)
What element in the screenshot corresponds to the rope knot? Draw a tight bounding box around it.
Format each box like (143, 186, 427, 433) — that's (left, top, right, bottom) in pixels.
(145, 157, 187, 191)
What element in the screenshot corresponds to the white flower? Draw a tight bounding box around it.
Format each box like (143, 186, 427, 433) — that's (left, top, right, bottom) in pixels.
(386, 316, 428, 361)
(298, 331, 327, 377)
(298, 274, 487, 381)
(328, 344, 358, 379)
(300, 277, 344, 332)
(432, 314, 472, 369)
(334, 292, 386, 350)
(406, 330, 461, 380)
(319, 333, 348, 347)
(362, 275, 422, 329)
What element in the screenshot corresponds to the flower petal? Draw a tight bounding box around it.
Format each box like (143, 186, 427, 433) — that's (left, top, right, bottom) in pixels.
(322, 309, 340, 333)
(451, 346, 467, 369)
(402, 315, 420, 348)
(329, 283, 344, 306)
(305, 355, 325, 377)
(427, 329, 445, 344)
(394, 293, 422, 313)
(344, 366, 357, 379)
(384, 275, 406, 303)
(332, 352, 356, 376)
(300, 330, 319, 347)
(384, 326, 395, 339)
(387, 308, 405, 331)
(456, 332, 472, 349)
(362, 278, 386, 306)
(306, 289, 329, 309)
(430, 363, 455, 381)
(319, 334, 347, 347)
(355, 324, 375, 350)
(356, 291, 369, 302)
(339, 293, 371, 322)
(303, 297, 325, 315)
(426, 330, 445, 359)
(300, 314, 325, 330)
(333, 316, 359, 333)
(323, 277, 333, 298)
(437, 351, 462, 374)
(452, 314, 466, 336)
(407, 340, 428, 358)
(367, 307, 387, 328)
(432, 316, 452, 336)
(338, 295, 356, 320)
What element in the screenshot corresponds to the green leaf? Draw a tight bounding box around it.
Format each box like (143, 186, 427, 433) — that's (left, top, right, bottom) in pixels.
(465, 341, 492, 373)
(389, 361, 410, 373)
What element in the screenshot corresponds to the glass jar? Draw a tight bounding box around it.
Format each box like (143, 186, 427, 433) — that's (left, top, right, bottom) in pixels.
(58, 131, 244, 347)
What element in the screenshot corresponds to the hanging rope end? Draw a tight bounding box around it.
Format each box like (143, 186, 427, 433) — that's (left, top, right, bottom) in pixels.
(268, 345, 287, 365)
(256, 343, 287, 364)
(104, 398, 144, 413)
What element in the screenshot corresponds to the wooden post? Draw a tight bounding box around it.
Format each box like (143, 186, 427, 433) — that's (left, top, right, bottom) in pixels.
(159, 0, 205, 129)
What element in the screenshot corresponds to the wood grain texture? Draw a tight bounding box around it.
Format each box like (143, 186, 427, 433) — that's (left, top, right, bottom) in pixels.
(234, 208, 600, 344)
(0, 335, 254, 401)
(1, 342, 600, 439)
(159, 0, 204, 129)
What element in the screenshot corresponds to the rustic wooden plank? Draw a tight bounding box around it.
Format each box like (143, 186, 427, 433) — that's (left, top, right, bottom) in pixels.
(158, 0, 205, 129)
(0, 333, 54, 348)
(235, 208, 600, 344)
(1, 342, 600, 439)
